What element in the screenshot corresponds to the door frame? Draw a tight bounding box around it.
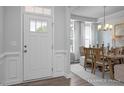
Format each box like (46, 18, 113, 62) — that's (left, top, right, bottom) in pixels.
(20, 6, 54, 82)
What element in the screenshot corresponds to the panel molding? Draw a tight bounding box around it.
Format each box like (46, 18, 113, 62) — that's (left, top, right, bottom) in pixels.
(53, 50, 67, 77)
(4, 52, 20, 57)
(1, 50, 68, 85)
(0, 53, 5, 85)
(3, 52, 22, 85)
(54, 50, 67, 55)
(0, 52, 19, 59)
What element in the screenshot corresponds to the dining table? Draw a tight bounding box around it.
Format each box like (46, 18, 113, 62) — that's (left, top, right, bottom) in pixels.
(104, 54, 124, 79)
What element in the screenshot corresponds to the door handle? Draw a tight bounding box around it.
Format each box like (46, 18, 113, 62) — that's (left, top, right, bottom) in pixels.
(24, 45, 27, 48)
(24, 50, 27, 53)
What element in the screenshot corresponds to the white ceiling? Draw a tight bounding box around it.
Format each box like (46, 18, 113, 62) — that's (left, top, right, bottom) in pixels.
(71, 6, 124, 19)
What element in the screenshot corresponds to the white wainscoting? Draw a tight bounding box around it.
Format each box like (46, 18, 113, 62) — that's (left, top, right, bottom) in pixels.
(0, 54, 4, 85)
(1, 50, 67, 85)
(53, 50, 67, 77)
(4, 52, 22, 85)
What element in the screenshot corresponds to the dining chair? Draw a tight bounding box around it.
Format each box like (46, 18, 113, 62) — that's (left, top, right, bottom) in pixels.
(93, 48, 108, 78)
(84, 47, 94, 73)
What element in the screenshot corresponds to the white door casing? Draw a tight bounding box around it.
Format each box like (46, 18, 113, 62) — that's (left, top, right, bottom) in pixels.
(24, 14, 53, 80)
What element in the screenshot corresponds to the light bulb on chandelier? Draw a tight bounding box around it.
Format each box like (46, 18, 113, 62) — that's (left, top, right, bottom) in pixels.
(97, 6, 113, 31)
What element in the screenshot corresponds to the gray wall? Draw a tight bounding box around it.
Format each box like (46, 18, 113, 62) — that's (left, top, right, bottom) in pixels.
(1, 6, 69, 85)
(54, 6, 66, 50)
(4, 6, 21, 52)
(0, 6, 4, 85)
(0, 6, 3, 54)
(3, 6, 66, 52)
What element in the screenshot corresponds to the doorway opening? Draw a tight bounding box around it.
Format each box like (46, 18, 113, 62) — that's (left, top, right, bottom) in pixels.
(70, 20, 93, 64)
(69, 18, 96, 80)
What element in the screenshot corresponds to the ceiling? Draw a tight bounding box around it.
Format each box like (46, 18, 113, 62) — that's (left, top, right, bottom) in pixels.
(71, 6, 124, 19)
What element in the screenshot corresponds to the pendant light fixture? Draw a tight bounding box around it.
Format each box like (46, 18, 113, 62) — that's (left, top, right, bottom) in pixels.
(98, 6, 113, 31)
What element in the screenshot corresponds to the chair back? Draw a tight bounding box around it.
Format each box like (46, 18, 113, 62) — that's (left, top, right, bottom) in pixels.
(84, 48, 93, 59)
(111, 47, 122, 55)
(93, 48, 104, 62)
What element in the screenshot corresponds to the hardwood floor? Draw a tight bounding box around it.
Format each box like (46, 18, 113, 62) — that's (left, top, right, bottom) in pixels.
(14, 73, 93, 86)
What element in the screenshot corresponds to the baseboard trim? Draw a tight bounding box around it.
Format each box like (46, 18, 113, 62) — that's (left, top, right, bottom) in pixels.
(64, 72, 71, 79)
(53, 71, 64, 77)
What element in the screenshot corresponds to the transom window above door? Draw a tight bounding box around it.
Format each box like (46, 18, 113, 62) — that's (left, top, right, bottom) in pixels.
(30, 20, 47, 32)
(25, 6, 52, 16)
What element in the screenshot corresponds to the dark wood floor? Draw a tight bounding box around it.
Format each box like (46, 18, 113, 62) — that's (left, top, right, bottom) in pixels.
(14, 73, 93, 86)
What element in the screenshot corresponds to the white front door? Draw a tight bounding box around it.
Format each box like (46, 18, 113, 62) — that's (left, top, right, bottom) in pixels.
(24, 14, 53, 80)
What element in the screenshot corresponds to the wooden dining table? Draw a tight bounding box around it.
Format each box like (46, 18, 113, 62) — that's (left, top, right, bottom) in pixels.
(104, 54, 124, 79)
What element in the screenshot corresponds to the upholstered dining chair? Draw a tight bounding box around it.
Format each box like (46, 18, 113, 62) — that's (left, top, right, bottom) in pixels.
(114, 64, 124, 82)
(111, 47, 123, 64)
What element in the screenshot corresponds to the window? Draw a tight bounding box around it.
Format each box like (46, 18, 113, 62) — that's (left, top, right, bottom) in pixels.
(30, 20, 47, 32)
(30, 20, 35, 32)
(84, 22, 92, 47)
(70, 19, 75, 53)
(25, 6, 52, 16)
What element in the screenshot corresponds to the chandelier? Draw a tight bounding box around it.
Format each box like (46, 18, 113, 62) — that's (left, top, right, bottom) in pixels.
(98, 6, 113, 31)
